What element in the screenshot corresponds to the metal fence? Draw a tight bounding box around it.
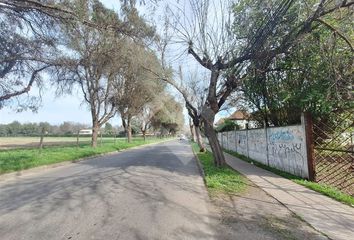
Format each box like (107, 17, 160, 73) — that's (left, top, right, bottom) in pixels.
(311, 109, 354, 195)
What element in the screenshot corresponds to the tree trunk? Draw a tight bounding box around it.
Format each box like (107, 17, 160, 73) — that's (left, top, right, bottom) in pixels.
(127, 118, 132, 143)
(189, 118, 196, 142)
(202, 107, 225, 166)
(92, 123, 99, 148)
(39, 128, 45, 152)
(142, 130, 146, 141)
(195, 126, 206, 152)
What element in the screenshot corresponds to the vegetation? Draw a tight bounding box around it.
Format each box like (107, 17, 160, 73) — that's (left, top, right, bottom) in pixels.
(191, 142, 248, 196)
(0, 0, 352, 167)
(236, 0, 353, 127)
(224, 149, 354, 207)
(0, 137, 171, 174)
(156, 0, 353, 166)
(215, 119, 240, 133)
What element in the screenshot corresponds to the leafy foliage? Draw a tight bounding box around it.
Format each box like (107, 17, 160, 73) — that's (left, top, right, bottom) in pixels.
(215, 119, 240, 132)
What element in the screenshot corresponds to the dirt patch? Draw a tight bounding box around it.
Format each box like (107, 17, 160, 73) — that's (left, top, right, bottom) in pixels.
(0, 137, 93, 150)
(211, 183, 328, 240)
(0, 141, 91, 150)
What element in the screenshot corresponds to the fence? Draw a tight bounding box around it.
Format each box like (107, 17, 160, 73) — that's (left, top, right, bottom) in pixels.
(218, 111, 354, 195)
(312, 109, 353, 195)
(218, 115, 310, 178)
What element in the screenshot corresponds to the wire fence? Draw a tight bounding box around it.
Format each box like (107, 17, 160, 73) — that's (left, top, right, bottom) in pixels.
(312, 109, 354, 195)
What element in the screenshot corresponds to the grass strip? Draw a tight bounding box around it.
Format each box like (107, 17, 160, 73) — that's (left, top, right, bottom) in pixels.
(0, 138, 171, 174)
(191, 142, 248, 196)
(224, 149, 354, 207)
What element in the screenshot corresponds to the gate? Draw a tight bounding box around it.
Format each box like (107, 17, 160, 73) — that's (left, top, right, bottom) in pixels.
(311, 109, 354, 195)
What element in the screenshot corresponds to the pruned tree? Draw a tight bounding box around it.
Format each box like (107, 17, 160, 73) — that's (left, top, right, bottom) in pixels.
(164, 0, 353, 166)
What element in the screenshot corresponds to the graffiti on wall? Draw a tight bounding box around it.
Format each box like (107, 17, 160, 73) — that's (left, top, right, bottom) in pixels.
(267, 126, 308, 178)
(219, 125, 308, 178)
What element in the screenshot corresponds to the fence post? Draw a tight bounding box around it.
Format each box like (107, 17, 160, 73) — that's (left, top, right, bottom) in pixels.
(246, 125, 250, 160)
(302, 112, 315, 181)
(235, 130, 238, 153)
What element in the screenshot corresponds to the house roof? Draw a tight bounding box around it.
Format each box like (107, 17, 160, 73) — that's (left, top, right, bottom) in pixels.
(215, 118, 226, 126)
(228, 110, 250, 120)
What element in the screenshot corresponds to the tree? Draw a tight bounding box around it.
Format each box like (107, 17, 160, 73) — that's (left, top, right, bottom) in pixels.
(114, 42, 164, 142)
(104, 122, 114, 135)
(0, 0, 155, 110)
(151, 94, 184, 136)
(0, 0, 67, 111)
(59, 0, 155, 147)
(165, 0, 353, 166)
(215, 119, 239, 132)
(237, 1, 353, 126)
(137, 98, 165, 141)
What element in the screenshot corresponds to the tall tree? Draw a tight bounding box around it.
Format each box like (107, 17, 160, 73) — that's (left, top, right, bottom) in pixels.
(114, 43, 164, 142)
(0, 0, 155, 109)
(236, 0, 353, 126)
(165, 0, 353, 166)
(0, 0, 68, 110)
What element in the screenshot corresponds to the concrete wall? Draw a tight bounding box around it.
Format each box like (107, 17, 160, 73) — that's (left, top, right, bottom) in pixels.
(218, 123, 309, 178)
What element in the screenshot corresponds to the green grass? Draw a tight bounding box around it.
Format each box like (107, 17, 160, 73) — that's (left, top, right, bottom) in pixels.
(191, 142, 248, 196)
(224, 149, 354, 207)
(0, 138, 171, 174)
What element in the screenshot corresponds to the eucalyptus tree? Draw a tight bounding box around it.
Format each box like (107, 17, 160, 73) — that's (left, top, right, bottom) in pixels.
(165, 0, 353, 166)
(0, 0, 155, 110)
(60, 0, 154, 147)
(0, 0, 67, 110)
(114, 42, 164, 142)
(150, 94, 184, 136)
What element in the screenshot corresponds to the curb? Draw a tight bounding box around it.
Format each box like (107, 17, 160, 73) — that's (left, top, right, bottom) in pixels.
(190, 142, 207, 185)
(0, 138, 175, 182)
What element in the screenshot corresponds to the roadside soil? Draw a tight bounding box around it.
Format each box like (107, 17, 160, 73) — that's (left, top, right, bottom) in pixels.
(210, 182, 328, 240)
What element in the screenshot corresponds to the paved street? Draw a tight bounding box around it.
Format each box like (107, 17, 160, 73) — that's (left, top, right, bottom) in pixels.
(0, 140, 218, 240)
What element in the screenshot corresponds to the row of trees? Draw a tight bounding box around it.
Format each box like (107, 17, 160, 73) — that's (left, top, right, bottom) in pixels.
(0, 121, 88, 136)
(0, 0, 184, 146)
(1, 0, 352, 166)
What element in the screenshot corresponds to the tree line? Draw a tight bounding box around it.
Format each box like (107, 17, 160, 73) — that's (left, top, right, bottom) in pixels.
(0, 121, 88, 137)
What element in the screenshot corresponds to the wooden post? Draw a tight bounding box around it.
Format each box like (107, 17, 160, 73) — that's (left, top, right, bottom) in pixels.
(76, 130, 80, 148)
(303, 112, 315, 181)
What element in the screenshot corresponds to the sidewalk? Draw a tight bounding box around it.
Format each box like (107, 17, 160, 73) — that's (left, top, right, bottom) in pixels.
(224, 152, 354, 240)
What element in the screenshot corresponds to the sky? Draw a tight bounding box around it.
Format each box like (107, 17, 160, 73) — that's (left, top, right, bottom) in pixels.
(0, 0, 229, 126)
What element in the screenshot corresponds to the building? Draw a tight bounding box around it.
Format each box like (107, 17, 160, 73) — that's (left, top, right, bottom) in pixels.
(79, 129, 93, 135)
(227, 110, 250, 129)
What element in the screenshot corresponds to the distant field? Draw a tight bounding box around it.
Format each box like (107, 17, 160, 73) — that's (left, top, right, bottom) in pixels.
(0, 137, 171, 174)
(0, 137, 122, 149)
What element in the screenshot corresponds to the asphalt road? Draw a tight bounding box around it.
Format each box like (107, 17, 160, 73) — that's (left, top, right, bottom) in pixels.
(0, 140, 218, 240)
